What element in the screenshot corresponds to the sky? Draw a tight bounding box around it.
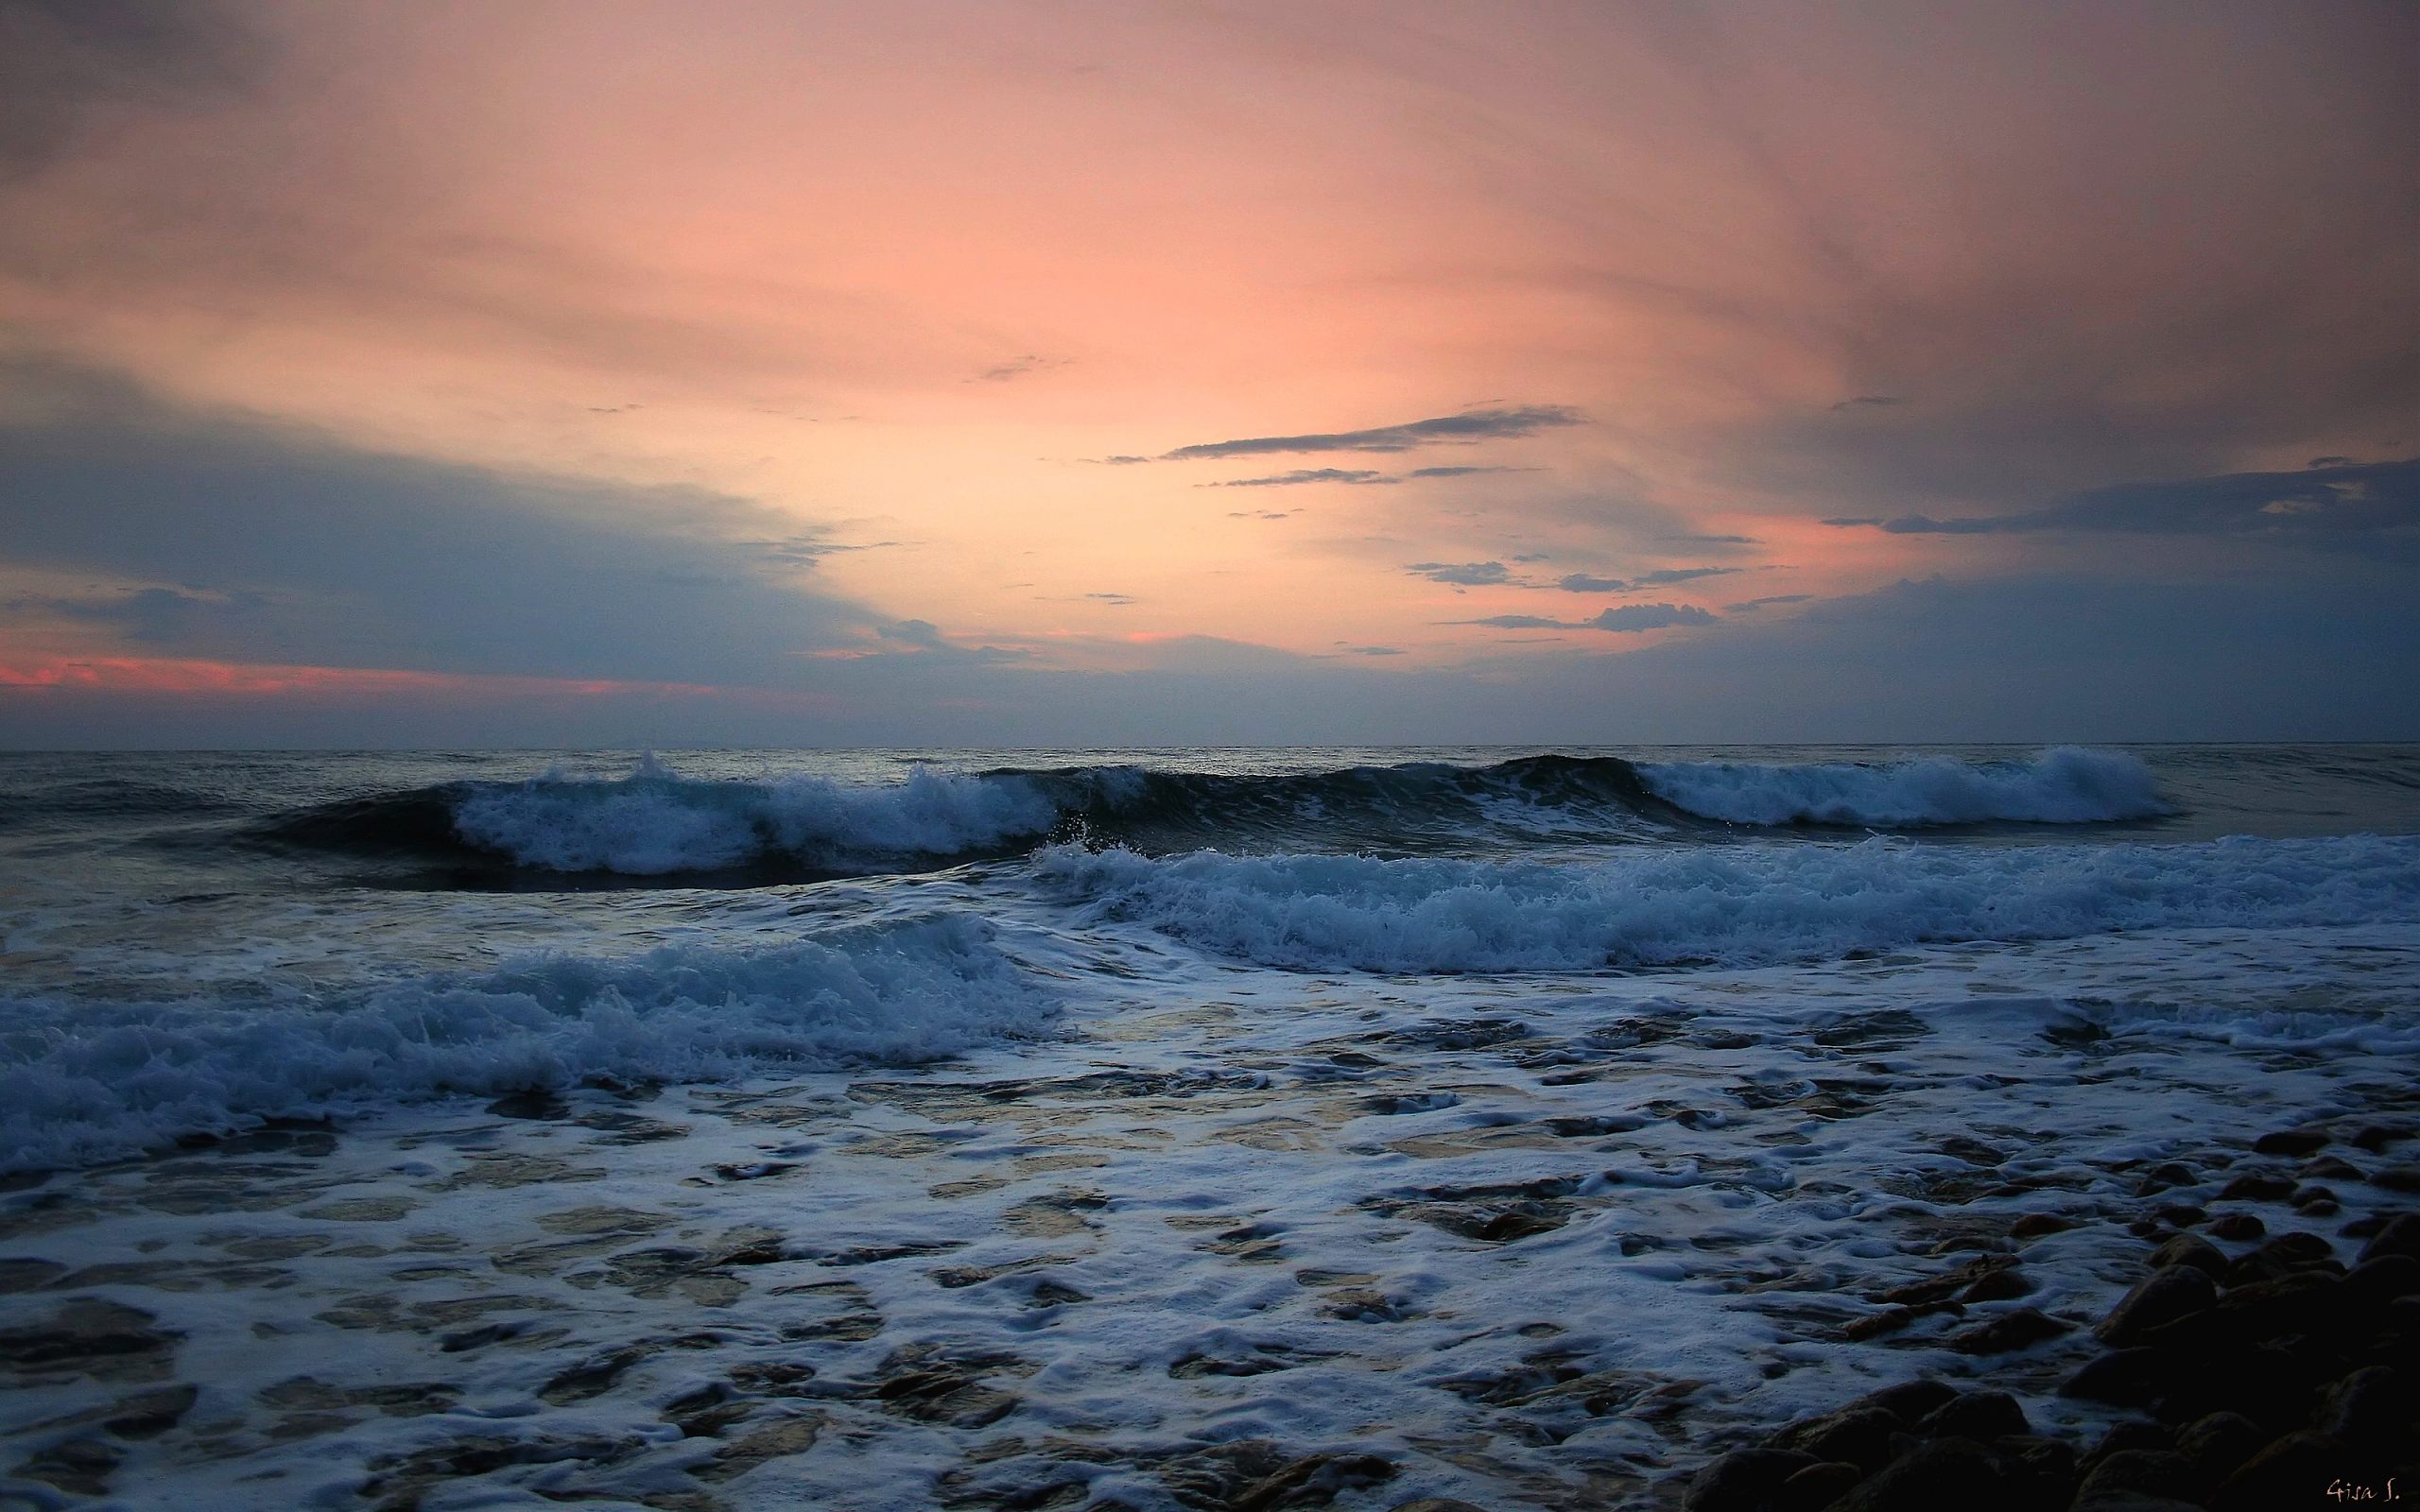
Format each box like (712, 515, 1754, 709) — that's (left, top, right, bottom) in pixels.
(1, 0, 2413, 747)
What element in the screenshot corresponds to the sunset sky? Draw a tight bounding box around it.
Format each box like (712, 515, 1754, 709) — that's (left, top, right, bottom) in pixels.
(2, 0, 2413, 746)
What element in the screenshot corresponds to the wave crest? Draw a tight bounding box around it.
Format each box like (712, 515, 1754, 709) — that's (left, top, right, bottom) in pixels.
(1637, 747, 2170, 827)
(1037, 833, 2420, 973)
(0, 912, 1053, 1171)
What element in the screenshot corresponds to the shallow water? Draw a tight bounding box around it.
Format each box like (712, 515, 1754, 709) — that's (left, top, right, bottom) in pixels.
(2, 745, 2415, 1508)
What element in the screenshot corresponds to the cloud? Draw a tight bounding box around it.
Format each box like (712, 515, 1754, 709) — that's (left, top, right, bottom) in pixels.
(1206, 468, 1389, 488)
(1406, 560, 1512, 586)
(1226, 509, 1293, 520)
(1724, 593, 1813, 612)
(969, 353, 1065, 383)
(0, 359, 879, 685)
(1158, 405, 1582, 461)
(1203, 463, 1528, 488)
(0, 0, 263, 177)
(1455, 603, 1716, 633)
(1556, 566, 1739, 592)
(1338, 644, 1403, 657)
(1085, 592, 1136, 606)
(1830, 395, 1902, 411)
(1822, 457, 2418, 544)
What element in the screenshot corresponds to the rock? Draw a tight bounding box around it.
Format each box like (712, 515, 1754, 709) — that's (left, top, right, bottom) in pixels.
(2135, 1162, 2198, 1197)
(2173, 1411, 2266, 1486)
(1777, 1462, 1863, 1512)
(1878, 1255, 2017, 1307)
(2217, 1172, 2294, 1202)
(2357, 1212, 2420, 1264)
(2370, 1164, 2420, 1194)
(1841, 1379, 1959, 1425)
(2342, 1253, 2420, 1306)
(2080, 1419, 2176, 1470)
(2210, 1431, 2347, 1512)
(1827, 1439, 2015, 1512)
(2009, 1213, 2076, 1241)
(2317, 1366, 2411, 1449)
(1232, 1452, 1395, 1512)
(1841, 1309, 1916, 1342)
(1772, 1407, 1902, 1474)
(1683, 1448, 1821, 1512)
(2252, 1127, 2332, 1157)
(2151, 1340, 2325, 1433)
(1961, 1267, 2034, 1302)
(2059, 1349, 2172, 1406)
(1993, 1435, 2078, 1507)
(2351, 1124, 2414, 1154)
(2301, 1156, 2363, 1181)
(1915, 1390, 2028, 1441)
(2205, 1212, 2266, 1241)
(2152, 1203, 2207, 1229)
(2142, 1269, 2341, 1356)
(1945, 1307, 2070, 1355)
(2148, 1233, 2227, 1279)
(2096, 1265, 2217, 1346)
(2073, 1450, 2198, 1505)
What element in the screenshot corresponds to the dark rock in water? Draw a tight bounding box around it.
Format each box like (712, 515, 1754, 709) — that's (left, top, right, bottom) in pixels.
(1878, 1254, 2017, 1307)
(2009, 1213, 2077, 1241)
(2060, 1349, 2171, 1406)
(2080, 1419, 2176, 1471)
(2351, 1123, 2414, 1153)
(1841, 1308, 1917, 1342)
(2205, 1212, 2265, 1241)
(1961, 1267, 2034, 1303)
(2223, 1228, 2337, 1285)
(2073, 1449, 2198, 1506)
(1771, 1406, 1902, 1474)
(2301, 1155, 2363, 1181)
(2148, 1233, 2227, 1279)
(486, 1088, 571, 1120)
(1993, 1435, 2079, 1508)
(2135, 1163, 2198, 1197)
(1839, 1378, 1959, 1426)
(0, 1300, 182, 1382)
(2370, 1164, 2420, 1194)
(2152, 1203, 2207, 1229)
(1915, 1390, 2028, 1441)
(2152, 1340, 2325, 1433)
(2210, 1431, 2348, 1512)
(2096, 1265, 2217, 1346)
(2317, 1366, 2411, 1449)
(1777, 1461, 1864, 1512)
(2217, 1172, 2294, 1202)
(11, 1436, 123, 1497)
(1826, 1438, 2014, 1512)
(2342, 1253, 2420, 1306)
(2173, 1411, 2267, 1486)
(1684, 1448, 1819, 1512)
(2357, 1211, 2420, 1263)
(2252, 1126, 2332, 1157)
(1945, 1307, 2070, 1355)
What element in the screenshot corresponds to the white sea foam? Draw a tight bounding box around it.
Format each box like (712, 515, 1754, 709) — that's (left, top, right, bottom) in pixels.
(1036, 833, 2420, 973)
(0, 913, 1054, 1171)
(451, 757, 1059, 873)
(1637, 746, 2170, 826)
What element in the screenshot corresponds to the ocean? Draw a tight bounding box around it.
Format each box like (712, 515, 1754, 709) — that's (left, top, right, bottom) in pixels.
(2, 745, 2416, 1508)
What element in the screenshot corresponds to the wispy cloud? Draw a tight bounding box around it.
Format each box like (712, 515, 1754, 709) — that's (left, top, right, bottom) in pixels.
(1822, 458, 2418, 543)
(1556, 566, 1740, 593)
(1830, 394, 1903, 411)
(1407, 560, 1512, 586)
(1455, 604, 1716, 632)
(1158, 405, 1582, 461)
(1201, 464, 1525, 489)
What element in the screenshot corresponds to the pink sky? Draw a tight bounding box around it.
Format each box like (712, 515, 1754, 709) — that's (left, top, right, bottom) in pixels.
(1, 1, 2412, 741)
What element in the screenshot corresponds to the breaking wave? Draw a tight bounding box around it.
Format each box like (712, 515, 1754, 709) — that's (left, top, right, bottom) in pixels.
(0, 912, 1054, 1172)
(241, 748, 2178, 880)
(1035, 833, 2420, 973)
